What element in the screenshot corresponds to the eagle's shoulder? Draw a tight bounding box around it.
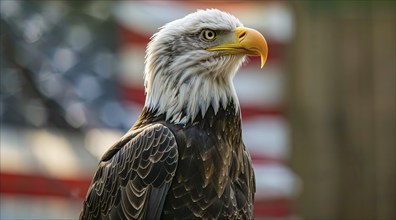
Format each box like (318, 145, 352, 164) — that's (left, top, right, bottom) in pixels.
(80, 123, 178, 219)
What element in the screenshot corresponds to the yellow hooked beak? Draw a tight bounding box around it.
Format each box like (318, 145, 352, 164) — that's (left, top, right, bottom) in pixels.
(207, 27, 268, 68)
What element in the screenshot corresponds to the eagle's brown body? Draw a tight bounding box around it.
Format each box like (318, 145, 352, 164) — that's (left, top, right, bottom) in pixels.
(80, 103, 255, 219)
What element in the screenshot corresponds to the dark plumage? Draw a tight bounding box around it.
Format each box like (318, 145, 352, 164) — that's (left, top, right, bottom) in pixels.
(80, 9, 267, 219)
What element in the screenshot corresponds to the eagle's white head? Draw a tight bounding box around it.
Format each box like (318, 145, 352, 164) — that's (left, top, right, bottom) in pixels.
(144, 9, 267, 124)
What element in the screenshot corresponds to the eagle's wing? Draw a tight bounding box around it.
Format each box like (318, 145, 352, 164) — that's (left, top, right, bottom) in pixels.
(80, 124, 178, 220)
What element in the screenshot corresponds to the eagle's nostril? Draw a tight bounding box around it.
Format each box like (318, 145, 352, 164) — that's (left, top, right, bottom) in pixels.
(239, 31, 246, 39)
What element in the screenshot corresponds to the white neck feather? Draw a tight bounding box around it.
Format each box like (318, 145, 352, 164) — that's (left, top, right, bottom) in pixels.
(144, 52, 244, 124)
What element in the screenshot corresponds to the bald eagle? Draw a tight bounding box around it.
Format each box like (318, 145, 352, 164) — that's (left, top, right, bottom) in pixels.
(80, 9, 267, 219)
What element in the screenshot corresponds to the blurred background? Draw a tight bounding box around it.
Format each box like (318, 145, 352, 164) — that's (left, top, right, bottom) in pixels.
(0, 1, 394, 219)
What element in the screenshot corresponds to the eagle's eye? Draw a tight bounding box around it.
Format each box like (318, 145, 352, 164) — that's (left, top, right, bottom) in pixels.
(200, 29, 217, 42)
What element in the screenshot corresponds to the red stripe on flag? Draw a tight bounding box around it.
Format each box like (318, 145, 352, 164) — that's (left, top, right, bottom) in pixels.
(119, 85, 146, 104)
(0, 172, 91, 200)
(118, 25, 150, 45)
(250, 154, 285, 165)
(254, 198, 293, 217)
(240, 106, 283, 118)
